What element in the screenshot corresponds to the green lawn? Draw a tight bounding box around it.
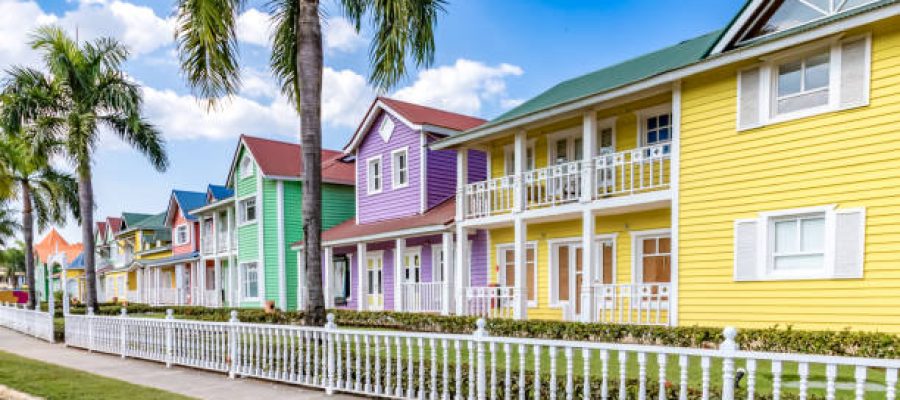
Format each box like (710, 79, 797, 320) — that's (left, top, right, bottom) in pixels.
(0, 350, 194, 400)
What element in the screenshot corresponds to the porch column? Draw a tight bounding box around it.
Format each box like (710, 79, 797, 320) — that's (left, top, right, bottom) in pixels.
(135, 268, 142, 304)
(155, 268, 160, 305)
(513, 129, 527, 212)
(441, 231, 453, 316)
(581, 111, 597, 202)
(231, 255, 239, 306)
(454, 226, 469, 315)
(581, 210, 596, 323)
(212, 213, 219, 255)
(214, 258, 221, 307)
(296, 250, 306, 310)
(513, 217, 528, 320)
(456, 150, 468, 220)
(175, 264, 184, 305)
(394, 239, 406, 312)
(356, 243, 367, 311)
(323, 246, 334, 309)
(123, 271, 129, 302)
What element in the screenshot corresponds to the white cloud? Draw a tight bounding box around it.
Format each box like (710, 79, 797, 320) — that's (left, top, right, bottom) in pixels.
(323, 17, 365, 54)
(392, 59, 524, 116)
(236, 8, 271, 47)
(323, 67, 374, 128)
(0, 1, 58, 68)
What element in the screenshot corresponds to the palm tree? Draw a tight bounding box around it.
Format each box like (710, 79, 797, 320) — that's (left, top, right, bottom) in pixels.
(0, 133, 79, 309)
(174, 0, 445, 325)
(0, 242, 26, 288)
(1, 26, 169, 309)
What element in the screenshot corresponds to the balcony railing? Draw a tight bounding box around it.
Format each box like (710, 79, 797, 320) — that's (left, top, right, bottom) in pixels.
(158, 288, 178, 305)
(462, 144, 671, 219)
(591, 282, 671, 326)
(216, 232, 228, 252)
(203, 290, 220, 307)
(399, 281, 444, 313)
(126, 290, 139, 303)
(464, 286, 515, 319)
(201, 236, 214, 254)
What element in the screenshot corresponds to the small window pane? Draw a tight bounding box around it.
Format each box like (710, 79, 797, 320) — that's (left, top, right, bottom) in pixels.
(778, 61, 803, 96)
(805, 53, 830, 90)
(801, 217, 825, 251)
(774, 254, 824, 270)
(598, 128, 613, 151)
(777, 90, 829, 114)
(774, 220, 798, 253)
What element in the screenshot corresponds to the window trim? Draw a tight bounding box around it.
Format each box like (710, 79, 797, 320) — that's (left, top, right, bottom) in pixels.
(597, 117, 618, 155)
(630, 228, 672, 285)
(391, 147, 410, 189)
(546, 127, 582, 166)
(378, 116, 395, 143)
(239, 261, 260, 302)
(175, 224, 190, 246)
(238, 156, 253, 179)
(635, 104, 673, 148)
(757, 205, 837, 281)
(364, 251, 385, 309)
(366, 155, 383, 194)
(430, 244, 445, 283)
(401, 246, 422, 284)
(502, 139, 537, 176)
(237, 196, 257, 226)
(496, 242, 539, 307)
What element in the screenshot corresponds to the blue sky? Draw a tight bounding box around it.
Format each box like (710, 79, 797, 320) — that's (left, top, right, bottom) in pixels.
(4, 0, 743, 242)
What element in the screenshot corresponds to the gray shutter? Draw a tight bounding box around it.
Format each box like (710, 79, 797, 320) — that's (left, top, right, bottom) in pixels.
(738, 67, 761, 130)
(840, 37, 869, 108)
(734, 219, 759, 281)
(834, 208, 865, 279)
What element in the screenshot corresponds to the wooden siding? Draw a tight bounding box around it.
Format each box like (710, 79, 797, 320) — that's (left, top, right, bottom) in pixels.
(262, 179, 279, 306)
(170, 209, 195, 255)
(235, 147, 256, 198)
(425, 146, 487, 209)
(357, 112, 422, 223)
(678, 18, 900, 332)
(283, 181, 302, 310)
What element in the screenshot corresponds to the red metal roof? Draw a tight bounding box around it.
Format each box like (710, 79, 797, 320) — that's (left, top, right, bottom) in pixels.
(314, 198, 456, 245)
(378, 97, 486, 131)
(241, 135, 355, 185)
(107, 217, 123, 234)
(95, 222, 107, 241)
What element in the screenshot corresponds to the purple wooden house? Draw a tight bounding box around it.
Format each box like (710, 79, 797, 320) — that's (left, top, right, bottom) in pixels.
(319, 97, 488, 314)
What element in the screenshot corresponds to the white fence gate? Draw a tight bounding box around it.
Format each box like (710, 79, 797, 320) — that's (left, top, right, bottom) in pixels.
(61, 308, 900, 400)
(0, 302, 55, 342)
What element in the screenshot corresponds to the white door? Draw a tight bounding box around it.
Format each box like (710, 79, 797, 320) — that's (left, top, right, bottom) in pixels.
(366, 255, 383, 310)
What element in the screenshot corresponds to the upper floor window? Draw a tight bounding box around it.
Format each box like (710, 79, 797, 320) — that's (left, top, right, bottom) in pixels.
(642, 112, 672, 149)
(775, 50, 830, 115)
(391, 148, 408, 188)
(175, 224, 190, 245)
(503, 141, 535, 176)
(238, 197, 257, 224)
(367, 156, 382, 194)
(239, 156, 253, 179)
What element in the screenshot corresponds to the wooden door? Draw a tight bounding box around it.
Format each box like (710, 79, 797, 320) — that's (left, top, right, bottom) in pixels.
(641, 237, 671, 284)
(601, 241, 614, 284)
(502, 247, 535, 302)
(574, 246, 583, 314)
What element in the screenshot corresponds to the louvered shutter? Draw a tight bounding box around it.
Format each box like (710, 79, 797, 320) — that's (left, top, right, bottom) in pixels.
(840, 37, 869, 108)
(738, 67, 762, 130)
(734, 219, 759, 281)
(834, 208, 865, 279)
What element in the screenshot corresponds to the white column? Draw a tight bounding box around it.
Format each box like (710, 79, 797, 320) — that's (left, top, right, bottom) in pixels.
(580, 209, 596, 323)
(62, 264, 70, 314)
(214, 258, 221, 307)
(456, 150, 468, 221)
(513, 129, 527, 212)
(226, 207, 234, 252)
(212, 213, 218, 255)
(296, 250, 306, 310)
(123, 270, 129, 302)
(356, 243, 367, 311)
(513, 217, 528, 320)
(135, 268, 142, 304)
(670, 81, 682, 327)
(230, 256, 238, 306)
(441, 231, 453, 316)
(454, 226, 469, 315)
(394, 239, 406, 311)
(175, 264, 184, 305)
(581, 111, 597, 202)
(324, 246, 334, 309)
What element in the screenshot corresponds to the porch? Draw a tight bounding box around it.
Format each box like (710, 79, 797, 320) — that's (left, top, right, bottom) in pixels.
(137, 257, 226, 307)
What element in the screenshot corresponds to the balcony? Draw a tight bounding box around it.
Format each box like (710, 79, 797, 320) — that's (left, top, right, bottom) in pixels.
(216, 232, 228, 253)
(462, 144, 671, 220)
(201, 235, 214, 255)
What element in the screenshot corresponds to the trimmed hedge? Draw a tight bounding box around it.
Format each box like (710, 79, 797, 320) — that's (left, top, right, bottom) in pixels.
(57, 305, 900, 358)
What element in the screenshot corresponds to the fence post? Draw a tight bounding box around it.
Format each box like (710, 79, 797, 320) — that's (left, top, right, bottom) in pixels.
(474, 318, 488, 400)
(120, 308, 128, 358)
(720, 326, 738, 400)
(228, 310, 239, 379)
(165, 309, 174, 368)
(325, 313, 337, 395)
(47, 294, 55, 343)
(87, 307, 95, 353)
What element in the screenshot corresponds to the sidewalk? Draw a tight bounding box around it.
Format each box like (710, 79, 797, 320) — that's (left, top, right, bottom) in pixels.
(0, 328, 356, 400)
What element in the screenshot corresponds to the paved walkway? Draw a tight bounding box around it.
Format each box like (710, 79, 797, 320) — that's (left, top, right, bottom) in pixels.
(0, 328, 356, 400)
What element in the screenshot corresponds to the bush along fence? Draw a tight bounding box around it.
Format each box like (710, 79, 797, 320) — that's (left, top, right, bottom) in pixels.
(0, 300, 54, 343)
(60, 308, 900, 400)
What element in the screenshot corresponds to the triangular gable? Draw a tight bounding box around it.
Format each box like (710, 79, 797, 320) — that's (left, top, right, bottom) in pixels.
(224, 136, 258, 187)
(711, 0, 881, 54)
(165, 190, 207, 226)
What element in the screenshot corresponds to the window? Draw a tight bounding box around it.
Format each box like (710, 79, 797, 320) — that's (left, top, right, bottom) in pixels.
(431, 245, 445, 283)
(548, 129, 584, 165)
(332, 256, 350, 302)
(739, 0, 877, 43)
(238, 197, 257, 224)
(366, 254, 384, 310)
(503, 142, 535, 176)
(240, 262, 259, 300)
(175, 224, 190, 245)
(498, 244, 537, 305)
(403, 250, 421, 283)
(640, 108, 672, 154)
(367, 156, 382, 194)
(597, 125, 615, 155)
(635, 234, 671, 284)
(734, 206, 865, 281)
(391, 148, 409, 188)
(239, 156, 253, 179)
(737, 36, 870, 130)
(378, 117, 395, 142)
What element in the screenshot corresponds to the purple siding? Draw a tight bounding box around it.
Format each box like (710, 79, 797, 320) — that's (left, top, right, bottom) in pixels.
(425, 142, 487, 210)
(357, 113, 422, 224)
(469, 230, 489, 287)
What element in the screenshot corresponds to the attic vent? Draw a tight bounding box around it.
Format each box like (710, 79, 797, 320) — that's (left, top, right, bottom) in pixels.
(738, 0, 876, 44)
(378, 117, 395, 143)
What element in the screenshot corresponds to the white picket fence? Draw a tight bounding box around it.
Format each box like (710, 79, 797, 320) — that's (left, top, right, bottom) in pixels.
(0, 302, 55, 342)
(59, 308, 900, 399)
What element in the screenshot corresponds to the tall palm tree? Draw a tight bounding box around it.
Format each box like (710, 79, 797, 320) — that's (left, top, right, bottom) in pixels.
(1, 26, 169, 309)
(174, 0, 445, 325)
(0, 133, 79, 309)
(0, 243, 26, 288)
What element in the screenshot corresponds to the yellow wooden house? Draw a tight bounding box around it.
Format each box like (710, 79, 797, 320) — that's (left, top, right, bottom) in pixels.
(101, 212, 171, 303)
(435, 0, 900, 332)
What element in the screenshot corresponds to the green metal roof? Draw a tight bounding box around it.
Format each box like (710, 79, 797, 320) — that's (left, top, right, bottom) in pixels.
(121, 212, 153, 227)
(132, 212, 167, 230)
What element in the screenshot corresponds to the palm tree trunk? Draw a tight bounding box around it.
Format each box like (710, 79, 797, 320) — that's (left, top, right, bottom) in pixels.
(79, 162, 98, 309)
(298, 0, 325, 326)
(22, 182, 36, 309)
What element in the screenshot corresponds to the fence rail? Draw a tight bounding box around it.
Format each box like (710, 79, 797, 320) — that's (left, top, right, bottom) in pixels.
(0, 302, 54, 342)
(399, 282, 444, 313)
(61, 309, 900, 400)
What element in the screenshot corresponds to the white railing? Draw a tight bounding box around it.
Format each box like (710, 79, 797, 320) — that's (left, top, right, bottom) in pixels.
(158, 288, 178, 305)
(399, 282, 444, 313)
(126, 290, 139, 303)
(592, 282, 672, 326)
(461, 144, 671, 219)
(216, 232, 229, 252)
(201, 236, 214, 255)
(62, 310, 900, 400)
(0, 302, 54, 342)
(464, 286, 515, 319)
(204, 290, 220, 307)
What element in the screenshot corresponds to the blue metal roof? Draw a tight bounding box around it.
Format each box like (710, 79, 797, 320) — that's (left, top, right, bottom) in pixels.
(142, 251, 200, 268)
(207, 184, 234, 202)
(69, 251, 84, 269)
(172, 190, 208, 221)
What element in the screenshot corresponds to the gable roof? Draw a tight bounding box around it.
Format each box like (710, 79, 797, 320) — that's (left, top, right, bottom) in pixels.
(343, 97, 486, 154)
(106, 217, 123, 234)
(122, 212, 153, 228)
(123, 212, 167, 232)
(225, 135, 355, 186)
(33, 228, 82, 264)
(207, 184, 233, 202)
(168, 190, 207, 223)
(95, 222, 107, 241)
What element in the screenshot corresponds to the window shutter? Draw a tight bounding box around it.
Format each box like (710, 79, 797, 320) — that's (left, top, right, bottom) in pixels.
(734, 219, 759, 281)
(834, 208, 865, 279)
(738, 67, 762, 130)
(839, 37, 869, 108)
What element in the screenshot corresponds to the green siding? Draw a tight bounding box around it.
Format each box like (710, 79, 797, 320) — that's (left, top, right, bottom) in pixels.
(237, 221, 258, 261)
(283, 181, 303, 310)
(322, 183, 356, 230)
(235, 147, 257, 198)
(262, 179, 279, 306)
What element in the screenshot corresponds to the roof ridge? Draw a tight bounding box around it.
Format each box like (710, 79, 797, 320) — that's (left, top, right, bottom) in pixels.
(242, 134, 343, 154)
(378, 96, 487, 122)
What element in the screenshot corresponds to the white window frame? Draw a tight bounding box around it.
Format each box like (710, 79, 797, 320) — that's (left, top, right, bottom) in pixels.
(738, 34, 872, 130)
(332, 255, 350, 300)
(367, 155, 383, 194)
(757, 205, 836, 281)
(239, 261, 260, 301)
(496, 242, 538, 307)
(430, 244, 445, 283)
(630, 228, 672, 285)
(175, 224, 190, 246)
(547, 235, 618, 308)
(635, 104, 673, 149)
(378, 116, 395, 142)
(365, 251, 385, 309)
(502, 139, 536, 176)
(402, 246, 422, 284)
(596, 117, 617, 155)
(238, 196, 257, 225)
(239, 156, 253, 179)
(391, 147, 409, 189)
(546, 127, 583, 166)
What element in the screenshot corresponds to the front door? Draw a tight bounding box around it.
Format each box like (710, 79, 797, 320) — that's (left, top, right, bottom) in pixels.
(403, 251, 421, 284)
(366, 255, 384, 310)
(555, 243, 584, 318)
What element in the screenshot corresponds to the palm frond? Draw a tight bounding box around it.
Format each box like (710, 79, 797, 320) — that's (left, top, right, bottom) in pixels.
(269, 0, 300, 107)
(175, 0, 245, 105)
(100, 115, 169, 172)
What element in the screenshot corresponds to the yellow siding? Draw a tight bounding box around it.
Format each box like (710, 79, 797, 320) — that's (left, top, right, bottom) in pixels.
(679, 18, 900, 332)
(488, 208, 670, 320)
